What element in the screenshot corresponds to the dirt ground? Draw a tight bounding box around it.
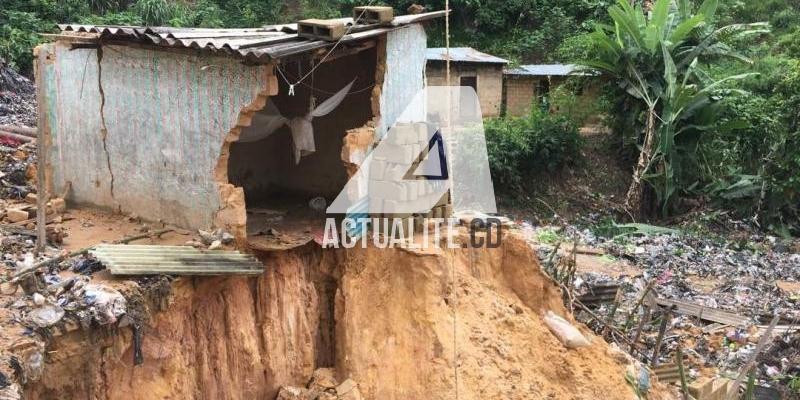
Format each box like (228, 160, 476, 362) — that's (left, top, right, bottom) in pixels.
(500, 125, 632, 222)
(1, 204, 677, 400)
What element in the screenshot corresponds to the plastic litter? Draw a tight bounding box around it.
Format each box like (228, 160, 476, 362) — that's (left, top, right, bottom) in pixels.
(544, 310, 591, 348)
(27, 305, 64, 328)
(72, 256, 104, 275)
(83, 284, 127, 325)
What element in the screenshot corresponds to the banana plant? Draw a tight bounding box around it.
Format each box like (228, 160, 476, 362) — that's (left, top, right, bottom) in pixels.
(581, 0, 768, 216)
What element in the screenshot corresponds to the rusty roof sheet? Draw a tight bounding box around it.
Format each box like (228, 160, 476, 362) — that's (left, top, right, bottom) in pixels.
(57, 11, 446, 62)
(426, 47, 508, 64)
(90, 244, 264, 276)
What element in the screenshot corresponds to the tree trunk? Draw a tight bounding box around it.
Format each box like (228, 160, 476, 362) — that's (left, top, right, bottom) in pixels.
(624, 107, 656, 217)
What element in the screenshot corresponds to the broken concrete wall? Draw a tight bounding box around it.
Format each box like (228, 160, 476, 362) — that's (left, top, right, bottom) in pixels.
(42, 42, 269, 229)
(228, 48, 376, 202)
(376, 25, 426, 140)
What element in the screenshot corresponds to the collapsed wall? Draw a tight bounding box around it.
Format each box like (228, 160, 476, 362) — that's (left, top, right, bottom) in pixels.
(22, 234, 671, 400)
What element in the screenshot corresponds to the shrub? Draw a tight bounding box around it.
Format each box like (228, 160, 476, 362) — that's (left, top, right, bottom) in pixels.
(485, 109, 582, 190)
(133, 0, 174, 26)
(0, 11, 49, 75)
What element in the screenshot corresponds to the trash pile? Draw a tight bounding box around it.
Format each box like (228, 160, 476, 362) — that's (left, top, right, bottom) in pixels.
(0, 142, 37, 200)
(523, 219, 800, 398)
(12, 276, 127, 330)
(0, 59, 36, 128)
(277, 368, 363, 400)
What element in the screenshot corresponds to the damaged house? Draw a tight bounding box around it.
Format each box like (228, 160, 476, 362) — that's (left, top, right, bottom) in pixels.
(36, 11, 443, 250)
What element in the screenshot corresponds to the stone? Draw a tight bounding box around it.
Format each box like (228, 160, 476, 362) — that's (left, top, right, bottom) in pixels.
(49, 197, 67, 213)
(221, 232, 235, 244)
(6, 208, 28, 223)
(32, 293, 45, 306)
(208, 240, 222, 250)
(336, 379, 358, 396)
(275, 386, 313, 400)
(308, 368, 338, 391)
(24, 193, 37, 204)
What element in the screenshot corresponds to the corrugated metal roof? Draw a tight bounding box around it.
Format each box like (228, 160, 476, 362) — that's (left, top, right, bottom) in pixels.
(504, 64, 579, 76)
(57, 11, 446, 62)
(90, 244, 264, 276)
(426, 47, 508, 64)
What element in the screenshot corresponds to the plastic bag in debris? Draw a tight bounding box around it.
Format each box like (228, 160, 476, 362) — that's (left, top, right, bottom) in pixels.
(72, 256, 104, 275)
(625, 362, 650, 394)
(27, 305, 64, 328)
(0, 384, 22, 400)
(544, 310, 591, 348)
(84, 284, 126, 325)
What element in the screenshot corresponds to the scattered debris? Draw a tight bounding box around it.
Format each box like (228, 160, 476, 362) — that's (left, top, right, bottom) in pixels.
(277, 369, 363, 400)
(544, 310, 591, 348)
(524, 218, 800, 396)
(71, 256, 104, 275)
(83, 284, 127, 325)
(0, 59, 36, 128)
(26, 304, 65, 328)
(197, 228, 234, 246)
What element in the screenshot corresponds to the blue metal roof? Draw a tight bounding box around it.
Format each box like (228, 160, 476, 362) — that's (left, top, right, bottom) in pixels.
(504, 64, 581, 76)
(426, 47, 508, 64)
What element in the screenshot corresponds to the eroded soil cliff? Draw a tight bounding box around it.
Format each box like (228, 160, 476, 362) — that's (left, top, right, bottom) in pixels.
(22, 233, 671, 399)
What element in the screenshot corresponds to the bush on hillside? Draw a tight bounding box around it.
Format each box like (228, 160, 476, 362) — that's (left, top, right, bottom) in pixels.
(485, 109, 581, 190)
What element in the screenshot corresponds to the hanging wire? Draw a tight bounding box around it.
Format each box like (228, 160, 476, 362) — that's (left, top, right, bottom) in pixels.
(277, 1, 377, 95)
(277, 67, 376, 96)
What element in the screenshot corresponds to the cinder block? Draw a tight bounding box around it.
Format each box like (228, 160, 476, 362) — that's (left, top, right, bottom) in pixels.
(381, 143, 415, 164)
(353, 6, 394, 23)
(370, 181, 409, 200)
(386, 124, 417, 145)
(369, 157, 387, 180)
(7, 208, 29, 222)
(298, 19, 346, 41)
(382, 163, 408, 181)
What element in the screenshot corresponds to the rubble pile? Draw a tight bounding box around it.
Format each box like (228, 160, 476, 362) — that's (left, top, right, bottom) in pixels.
(526, 219, 800, 397)
(0, 142, 36, 200)
(0, 60, 36, 128)
(576, 229, 800, 321)
(276, 368, 364, 400)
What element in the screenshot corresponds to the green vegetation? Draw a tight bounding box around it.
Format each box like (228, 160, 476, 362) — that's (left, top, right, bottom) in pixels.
(577, 0, 800, 234)
(581, 0, 768, 216)
(484, 109, 582, 189)
(2, 0, 800, 234)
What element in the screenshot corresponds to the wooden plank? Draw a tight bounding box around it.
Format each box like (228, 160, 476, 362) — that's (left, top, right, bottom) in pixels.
(655, 297, 749, 327)
(34, 45, 49, 254)
(652, 363, 680, 383)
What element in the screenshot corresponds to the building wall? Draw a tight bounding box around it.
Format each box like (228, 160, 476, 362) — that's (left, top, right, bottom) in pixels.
(426, 62, 504, 117)
(40, 42, 269, 229)
(377, 24, 427, 140)
(504, 76, 538, 117)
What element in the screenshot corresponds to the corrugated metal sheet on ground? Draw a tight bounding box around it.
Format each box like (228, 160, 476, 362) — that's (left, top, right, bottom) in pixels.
(90, 244, 264, 276)
(57, 11, 446, 61)
(426, 47, 508, 64)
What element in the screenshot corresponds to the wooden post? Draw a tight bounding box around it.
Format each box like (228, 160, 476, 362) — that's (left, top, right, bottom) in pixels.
(676, 345, 689, 400)
(630, 305, 651, 354)
(33, 46, 48, 254)
(651, 308, 673, 367)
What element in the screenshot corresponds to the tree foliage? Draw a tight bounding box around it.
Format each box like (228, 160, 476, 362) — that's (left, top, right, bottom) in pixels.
(581, 0, 769, 216)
